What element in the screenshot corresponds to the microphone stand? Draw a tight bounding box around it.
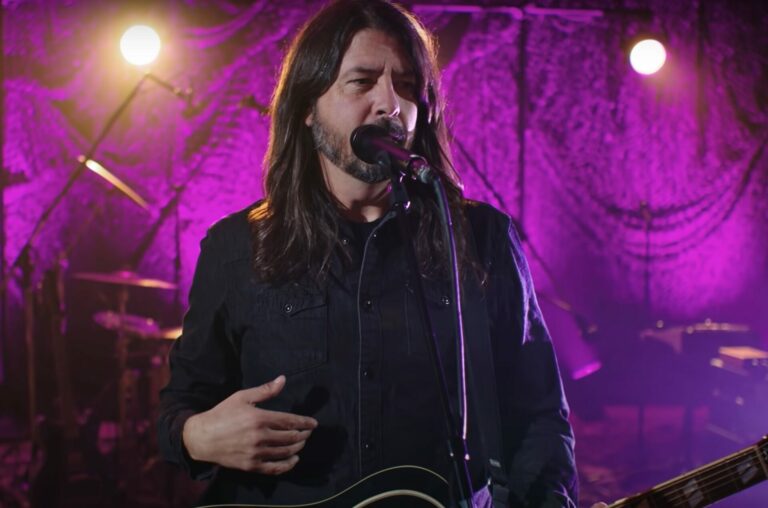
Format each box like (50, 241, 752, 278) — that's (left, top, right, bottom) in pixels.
(378, 152, 475, 507)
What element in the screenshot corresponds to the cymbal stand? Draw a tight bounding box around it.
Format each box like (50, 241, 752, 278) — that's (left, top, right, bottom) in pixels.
(114, 284, 135, 491)
(9, 76, 146, 452)
(6, 71, 189, 452)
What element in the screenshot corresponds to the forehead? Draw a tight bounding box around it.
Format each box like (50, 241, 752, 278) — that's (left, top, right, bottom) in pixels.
(338, 29, 413, 74)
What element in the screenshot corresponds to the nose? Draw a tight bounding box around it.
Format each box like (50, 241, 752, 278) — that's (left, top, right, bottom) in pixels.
(373, 78, 400, 118)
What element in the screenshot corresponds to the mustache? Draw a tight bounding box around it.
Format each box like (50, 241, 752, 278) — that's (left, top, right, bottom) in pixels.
(372, 119, 406, 145)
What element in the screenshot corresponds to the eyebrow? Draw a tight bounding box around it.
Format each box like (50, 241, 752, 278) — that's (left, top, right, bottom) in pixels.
(341, 66, 416, 79)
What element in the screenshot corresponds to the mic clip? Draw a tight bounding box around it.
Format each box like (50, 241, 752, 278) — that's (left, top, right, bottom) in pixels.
(406, 156, 435, 184)
(373, 151, 433, 184)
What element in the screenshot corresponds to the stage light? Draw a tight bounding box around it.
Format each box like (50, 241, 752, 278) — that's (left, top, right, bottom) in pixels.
(120, 25, 161, 66)
(629, 38, 666, 75)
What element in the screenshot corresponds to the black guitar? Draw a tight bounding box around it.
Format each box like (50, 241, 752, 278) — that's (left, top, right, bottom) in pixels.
(198, 465, 451, 507)
(199, 436, 768, 507)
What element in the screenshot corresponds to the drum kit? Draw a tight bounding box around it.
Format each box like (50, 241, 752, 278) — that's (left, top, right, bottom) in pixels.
(0, 70, 220, 505)
(71, 268, 181, 443)
(3, 155, 188, 505)
(53, 268, 183, 505)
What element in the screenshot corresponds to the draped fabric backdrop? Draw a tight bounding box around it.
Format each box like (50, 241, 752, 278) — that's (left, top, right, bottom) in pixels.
(2, 0, 767, 390)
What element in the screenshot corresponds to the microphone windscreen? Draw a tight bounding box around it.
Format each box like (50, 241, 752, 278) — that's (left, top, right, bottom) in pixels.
(350, 124, 392, 164)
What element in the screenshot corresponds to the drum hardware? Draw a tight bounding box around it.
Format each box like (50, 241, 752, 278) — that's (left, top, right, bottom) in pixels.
(92, 310, 161, 338)
(4, 70, 189, 507)
(4, 91, 155, 506)
(639, 319, 753, 355)
(90, 309, 180, 420)
(73, 269, 180, 504)
(708, 346, 768, 445)
(626, 320, 757, 468)
(73, 270, 177, 290)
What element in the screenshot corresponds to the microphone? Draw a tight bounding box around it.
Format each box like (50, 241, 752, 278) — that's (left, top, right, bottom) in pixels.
(350, 124, 435, 183)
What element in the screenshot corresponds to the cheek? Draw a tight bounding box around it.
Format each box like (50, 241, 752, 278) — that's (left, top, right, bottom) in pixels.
(402, 101, 419, 132)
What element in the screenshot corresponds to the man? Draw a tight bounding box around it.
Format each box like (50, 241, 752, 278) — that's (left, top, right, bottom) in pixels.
(158, 0, 577, 506)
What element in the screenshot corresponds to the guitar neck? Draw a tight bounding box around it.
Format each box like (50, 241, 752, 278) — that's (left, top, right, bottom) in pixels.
(610, 437, 768, 508)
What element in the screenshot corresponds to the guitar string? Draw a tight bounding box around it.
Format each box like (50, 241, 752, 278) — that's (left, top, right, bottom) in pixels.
(613, 450, 758, 508)
(617, 452, 760, 508)
(634, 442, 768, 507)
(608, 442, 767, 507)
(651, 445, 767, 508)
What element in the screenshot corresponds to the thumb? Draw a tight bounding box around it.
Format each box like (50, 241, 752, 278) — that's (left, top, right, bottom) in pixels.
(242, 375, 286, 404)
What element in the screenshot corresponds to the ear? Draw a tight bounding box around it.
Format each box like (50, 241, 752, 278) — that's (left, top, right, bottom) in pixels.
(305, 109, 314, 127)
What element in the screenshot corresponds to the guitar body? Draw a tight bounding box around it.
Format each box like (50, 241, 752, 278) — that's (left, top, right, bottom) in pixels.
(200, 465, 451, 507)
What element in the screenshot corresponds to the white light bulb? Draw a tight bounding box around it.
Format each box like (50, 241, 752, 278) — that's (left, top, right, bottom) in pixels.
(629, 39, 667, 75)
(120, 25, 161, 66)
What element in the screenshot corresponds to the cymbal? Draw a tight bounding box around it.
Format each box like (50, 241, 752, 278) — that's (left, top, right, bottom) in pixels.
(74, 270, 176, 290)
(77, 155, 150, 211)
(93, 311, 160, 337)
(641, 320, 751, 337)
(129, 325, 182, 341)
(684, 320, 750, 334)
(155, 326, 182, 340)
(640, 320, 751, 354)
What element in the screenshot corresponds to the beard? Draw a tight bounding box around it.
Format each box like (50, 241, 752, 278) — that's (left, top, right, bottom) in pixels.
(310, 111, 407, 184)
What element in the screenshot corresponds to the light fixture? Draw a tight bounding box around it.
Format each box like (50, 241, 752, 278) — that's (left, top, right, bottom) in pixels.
(120, 25, 161, 66)
(629, 38, 667, 75)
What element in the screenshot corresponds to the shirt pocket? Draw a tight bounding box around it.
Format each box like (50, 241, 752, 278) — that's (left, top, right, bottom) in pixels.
(248, 288, 329, 377)
(403, 282, 456, 356)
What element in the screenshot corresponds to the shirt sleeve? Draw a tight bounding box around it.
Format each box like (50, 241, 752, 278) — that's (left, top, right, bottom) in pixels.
(156, 227, 242, 479)
(487, 215, 578, 508)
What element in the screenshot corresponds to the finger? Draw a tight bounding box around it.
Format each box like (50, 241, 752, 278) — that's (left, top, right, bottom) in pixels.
(255, 455, 300, 476)
(258, 409, 318, 431)
(257, 440, 306, 460)
(261, 428, 313, 446)
(240, 375, 286, 404)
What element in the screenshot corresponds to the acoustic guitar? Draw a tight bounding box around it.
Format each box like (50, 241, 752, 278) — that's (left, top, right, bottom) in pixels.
(198, 436, 768, 507)
(198, 464, 451, 507)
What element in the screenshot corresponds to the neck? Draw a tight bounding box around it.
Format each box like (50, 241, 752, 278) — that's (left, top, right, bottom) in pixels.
(319, 157, 390, 222)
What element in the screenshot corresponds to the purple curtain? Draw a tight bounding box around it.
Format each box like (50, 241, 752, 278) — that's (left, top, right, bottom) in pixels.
(3, 0, 767, 383)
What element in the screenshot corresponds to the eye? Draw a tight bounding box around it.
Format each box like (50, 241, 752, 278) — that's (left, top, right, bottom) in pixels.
(349, 78, 375, 86)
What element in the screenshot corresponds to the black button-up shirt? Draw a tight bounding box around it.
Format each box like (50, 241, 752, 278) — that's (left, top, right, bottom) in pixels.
(157, 200, 577, 506)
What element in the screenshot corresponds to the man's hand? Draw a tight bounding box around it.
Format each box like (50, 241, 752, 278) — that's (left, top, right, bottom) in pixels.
(591, 503, 609, 508)
(182, 375, 318, 475)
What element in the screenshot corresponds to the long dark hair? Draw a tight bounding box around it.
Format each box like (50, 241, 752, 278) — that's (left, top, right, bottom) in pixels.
(250, 0, 474, 284)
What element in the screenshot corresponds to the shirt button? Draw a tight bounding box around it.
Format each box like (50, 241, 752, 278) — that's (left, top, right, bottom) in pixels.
(283, 303, 293, 314)
(440, 295, 451, 307)
(363, 442, 373, 451)
(341, 237, 349, 246)
(362, 298, 373, 310)
(362, 368, 372, 379)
